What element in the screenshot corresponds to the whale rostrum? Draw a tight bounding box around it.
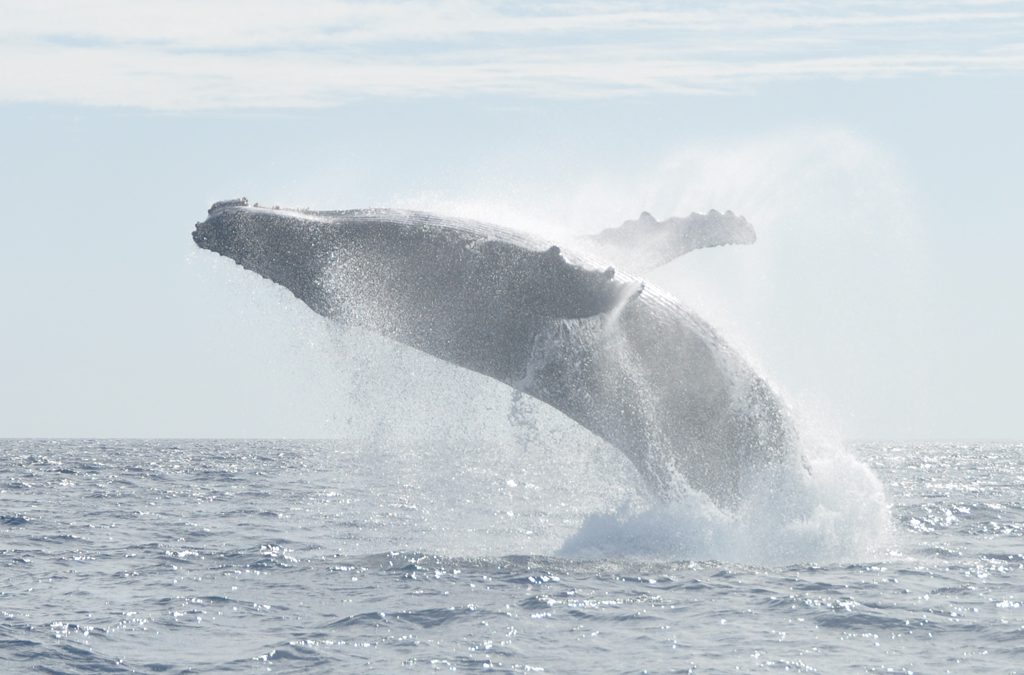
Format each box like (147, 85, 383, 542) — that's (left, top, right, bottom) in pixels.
(193, 200, 799, 507)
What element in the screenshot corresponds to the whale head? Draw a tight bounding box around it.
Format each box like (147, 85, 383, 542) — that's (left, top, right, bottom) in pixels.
(193, 198, 642, 329)
(193, 199, 350, 317)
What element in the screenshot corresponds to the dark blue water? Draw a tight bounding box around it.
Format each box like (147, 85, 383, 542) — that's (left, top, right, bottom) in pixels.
(2, 439, 1023, 672)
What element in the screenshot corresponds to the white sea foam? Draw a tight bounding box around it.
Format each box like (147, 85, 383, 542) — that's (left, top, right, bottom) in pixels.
(312, 327, 890, 565)
(561, 437, 890, 565)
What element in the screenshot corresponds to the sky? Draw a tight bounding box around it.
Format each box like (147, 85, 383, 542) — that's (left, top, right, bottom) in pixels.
(0, 1, 1021, 440)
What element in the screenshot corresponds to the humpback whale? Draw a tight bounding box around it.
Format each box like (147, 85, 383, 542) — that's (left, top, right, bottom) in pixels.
(192, 198, 798, 508)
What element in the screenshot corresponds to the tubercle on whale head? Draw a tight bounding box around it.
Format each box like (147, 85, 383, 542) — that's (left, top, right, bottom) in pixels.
(193, 198, 249, 255)
(192, 198, 280, 271)
(208, 196, 248, 214)
(191, 217, 222, 253)
(192, 200, 337, 316)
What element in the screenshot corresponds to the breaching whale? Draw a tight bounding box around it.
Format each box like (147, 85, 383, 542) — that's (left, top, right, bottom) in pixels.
(192, 198, 798, 508)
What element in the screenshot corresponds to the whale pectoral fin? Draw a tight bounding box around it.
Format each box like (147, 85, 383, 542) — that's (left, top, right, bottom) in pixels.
(532, 254, 644, 320)
(584, 210, 757, 272)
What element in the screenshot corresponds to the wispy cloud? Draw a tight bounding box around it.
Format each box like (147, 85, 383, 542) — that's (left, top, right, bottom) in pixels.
(2, 0, 1022, 109)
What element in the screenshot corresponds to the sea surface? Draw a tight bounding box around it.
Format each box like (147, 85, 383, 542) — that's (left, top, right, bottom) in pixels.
(2, 439, 1023, 673)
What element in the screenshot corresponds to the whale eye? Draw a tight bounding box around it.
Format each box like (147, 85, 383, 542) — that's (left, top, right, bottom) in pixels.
(546, 245, 561, 256)
(603, 266, 615, 279)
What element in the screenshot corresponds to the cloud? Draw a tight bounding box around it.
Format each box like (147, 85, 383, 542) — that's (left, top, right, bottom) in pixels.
(1, 0, 1022, 109)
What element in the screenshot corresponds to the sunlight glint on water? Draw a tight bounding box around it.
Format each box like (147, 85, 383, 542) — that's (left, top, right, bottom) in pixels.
(3, 440, 1023, 672)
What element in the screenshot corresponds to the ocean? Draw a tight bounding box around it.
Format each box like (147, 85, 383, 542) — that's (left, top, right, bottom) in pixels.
(2, 438, 1023, 672)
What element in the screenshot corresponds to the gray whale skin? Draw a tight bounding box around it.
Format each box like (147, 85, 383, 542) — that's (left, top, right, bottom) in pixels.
(193, 198, 798, 508)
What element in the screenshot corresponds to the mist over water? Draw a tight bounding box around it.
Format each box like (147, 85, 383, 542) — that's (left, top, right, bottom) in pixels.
(310, 327, 892, 566)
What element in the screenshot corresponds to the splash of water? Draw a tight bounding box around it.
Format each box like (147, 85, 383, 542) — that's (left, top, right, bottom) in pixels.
(368, 131, 909, 563)
(189, 130, 907, 564)
(311, 310, 890, 565)
(561, 437, 890, 565)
